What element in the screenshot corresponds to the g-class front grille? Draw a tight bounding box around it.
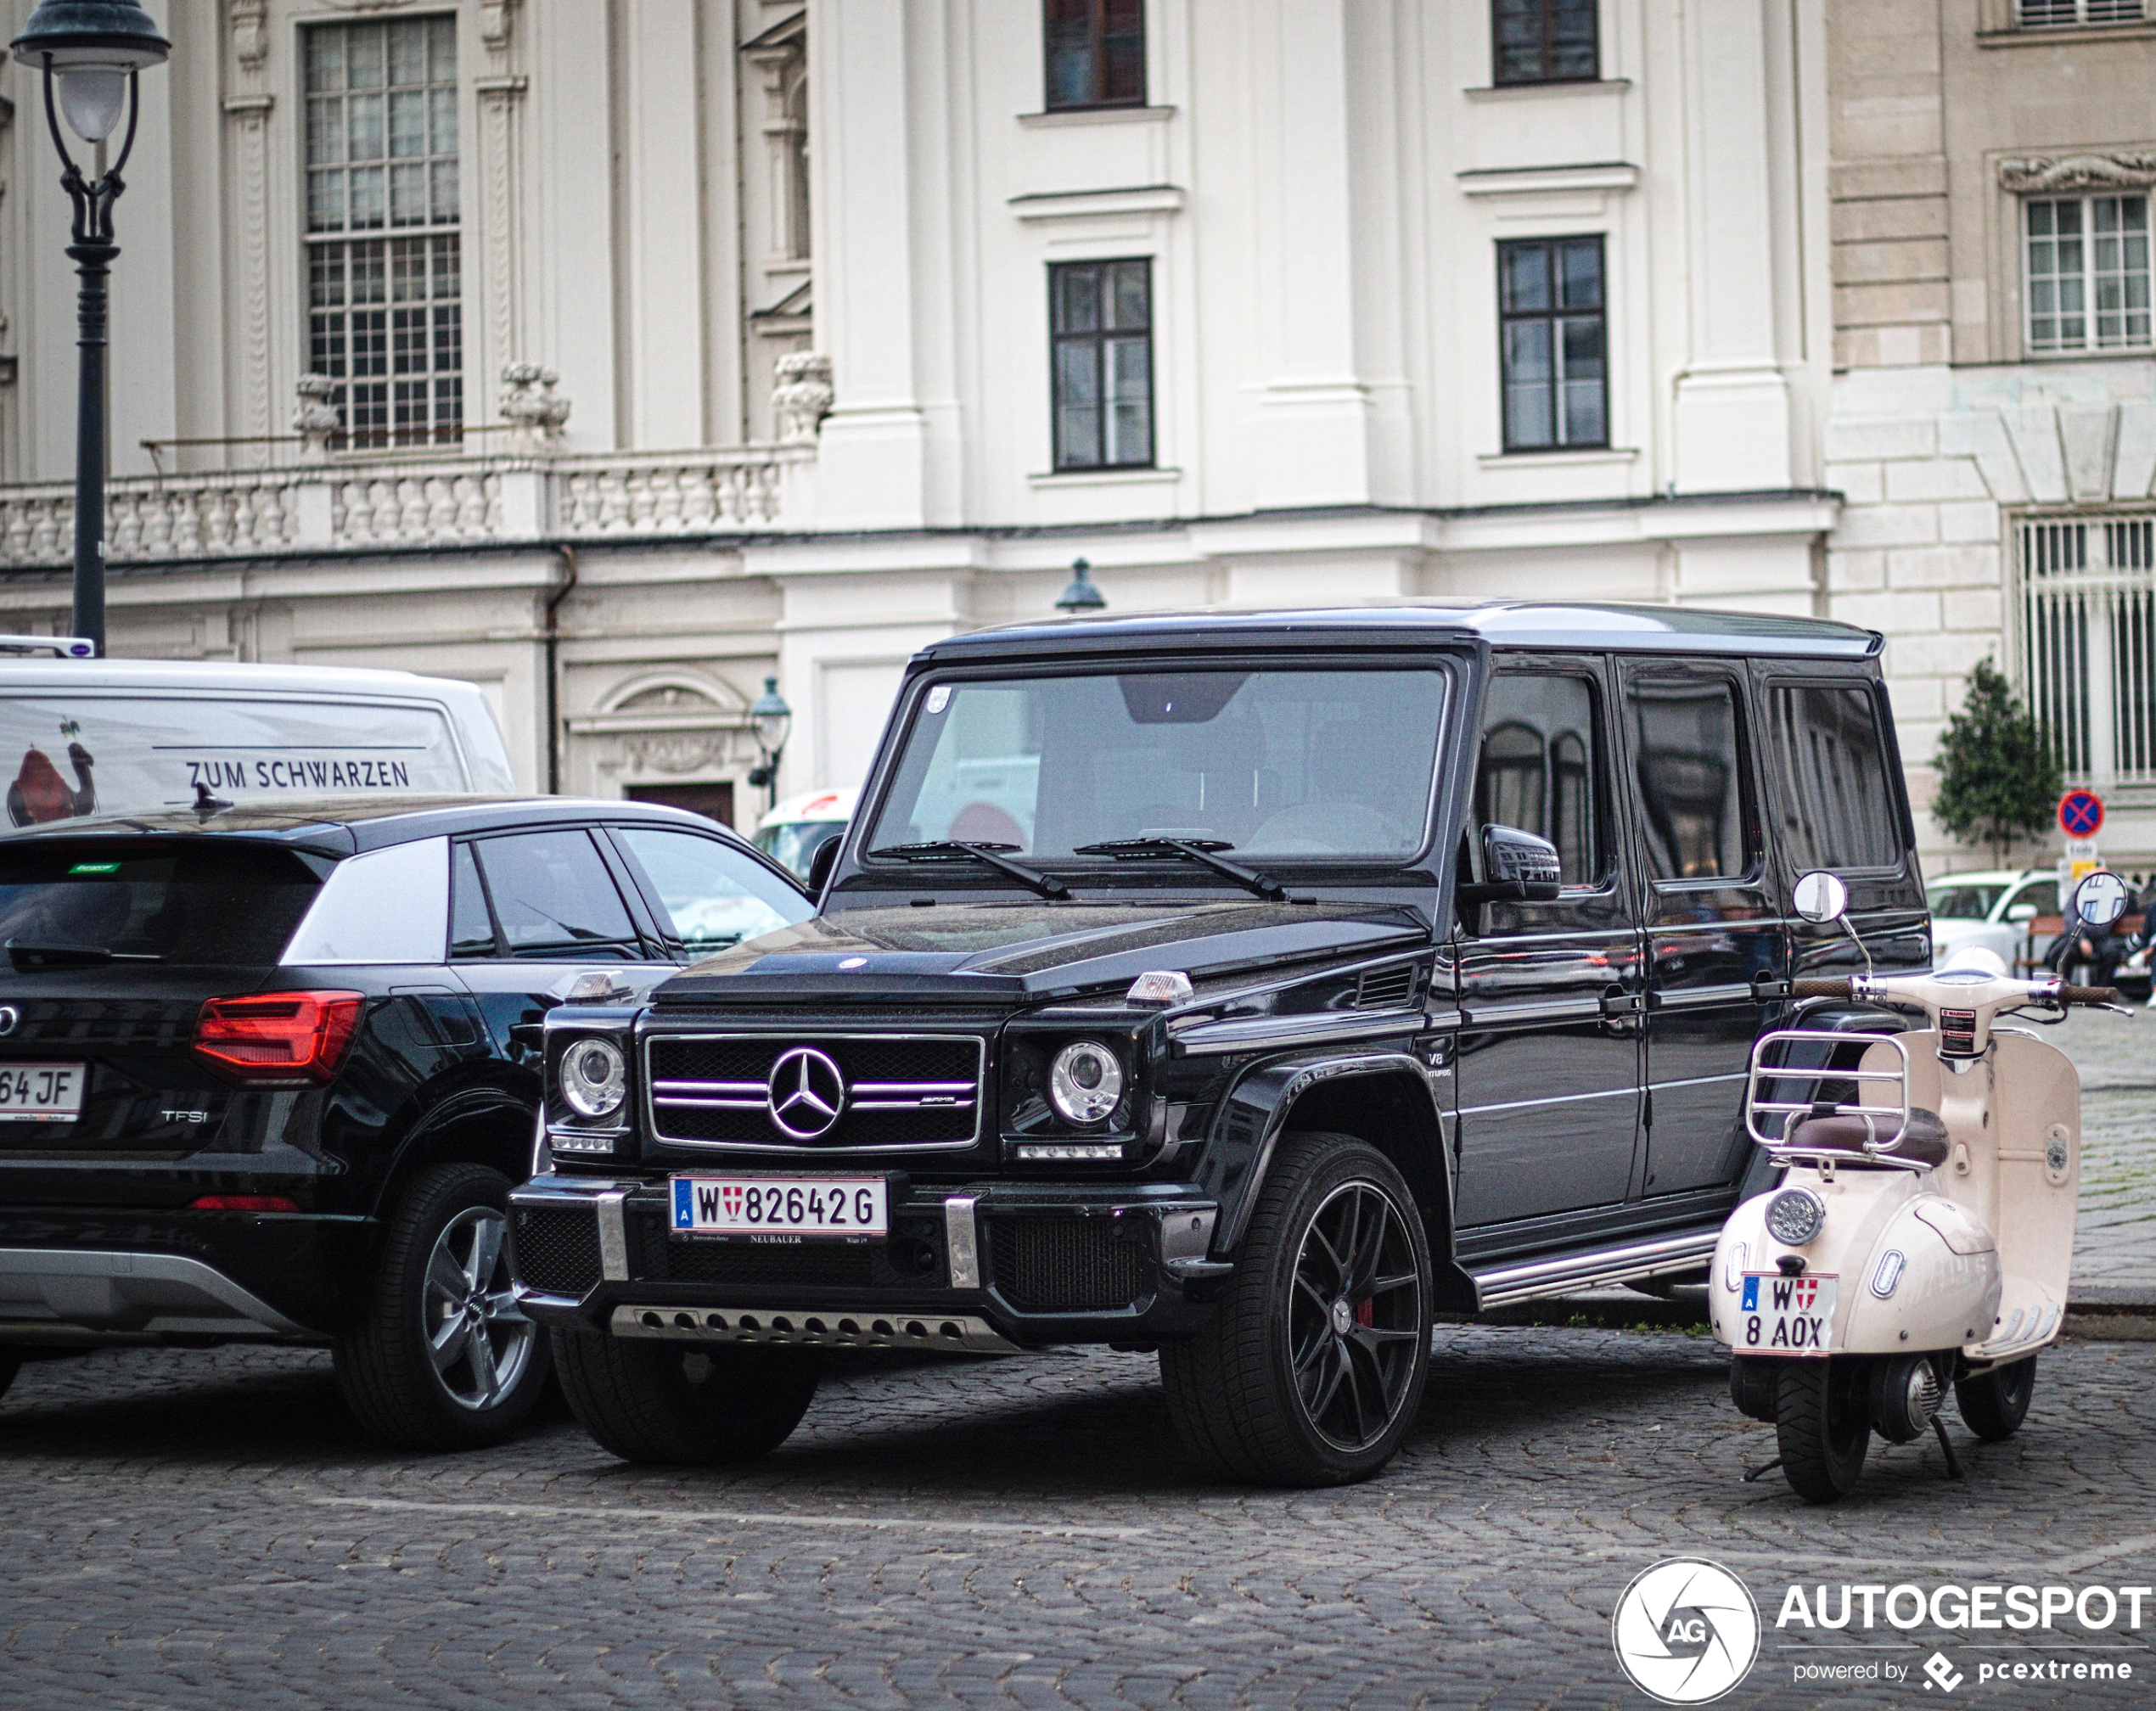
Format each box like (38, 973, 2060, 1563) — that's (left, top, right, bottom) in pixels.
(511, 1205, 604, 1297)
(644, 1033, 984, 1151)
(988, 1216, 1150, 1313)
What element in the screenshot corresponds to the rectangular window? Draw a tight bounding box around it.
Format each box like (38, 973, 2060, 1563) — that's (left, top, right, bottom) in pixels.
(1043, 0, 1145, 109)
(304, 15, 463, 450)
(1474, 673, 1605, 887)
(1050, 259, 1154, 470)
(2017, 0, 2143, 25)
(1498, 237, 1606, 452)
(1628, 676, 1755, 883)
(1492, 0, 1598, 84)
(2025, 194, 2152, 355)
(471, 831, 640, 960)
(1765, 685, 1901, 872)
(2018, 511, 2156, 784)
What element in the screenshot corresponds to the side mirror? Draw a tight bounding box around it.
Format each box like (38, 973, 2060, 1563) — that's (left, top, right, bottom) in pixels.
(805, 833, 842, 900)
(2006, 903, 2039, 924)
(1791, 870, 1849, 925)
(1457, 824, 1563, 908)
(2071, 868, 2131, 931)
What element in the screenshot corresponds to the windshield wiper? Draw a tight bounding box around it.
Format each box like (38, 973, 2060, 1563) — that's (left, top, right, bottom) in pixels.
(867, 840, 1070, 900)
(7, 940, 165, 968)
(1072, 838, 1287, 902)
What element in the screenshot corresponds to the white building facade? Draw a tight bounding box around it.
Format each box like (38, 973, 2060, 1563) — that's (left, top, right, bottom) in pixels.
(0, 0, 1838, 833)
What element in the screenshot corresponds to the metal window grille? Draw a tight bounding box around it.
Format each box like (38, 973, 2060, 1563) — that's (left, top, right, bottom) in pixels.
(2017, 512, 2156, 784)
(1050, 259, 1154, 470)
(2018, 0, 2144, 24)
(1498, 237, 1607, 452)
(2025, 194, 2153, 354)
(1491, 0, 1598, 85)
(304, 16, 463, 450)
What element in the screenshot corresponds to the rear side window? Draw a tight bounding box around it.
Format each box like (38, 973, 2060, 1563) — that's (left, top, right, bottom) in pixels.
(469, 830, 641, 959)
(1474, 672, 1604, 886)
(613, 828, 810, 955)
(0, 844, 320, 965)
(1627, 676, 1755, 882)
(1765, 683, 1901, 872)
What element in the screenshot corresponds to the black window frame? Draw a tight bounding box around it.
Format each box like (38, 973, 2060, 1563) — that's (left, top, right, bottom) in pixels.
(1049, 257, 1156, 472)
(1473, 666, 1615, 893)
(1624, 668, 1764, 890)
(1497, 235, 1609, 454)
(1491, 0, 1600, 87)
(1761, 677, 1907, 878)
(1042, 0, 1147, 112)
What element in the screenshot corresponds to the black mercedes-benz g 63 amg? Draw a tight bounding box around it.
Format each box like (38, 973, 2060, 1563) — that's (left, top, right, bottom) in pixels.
(510, 603, 1928, 1485)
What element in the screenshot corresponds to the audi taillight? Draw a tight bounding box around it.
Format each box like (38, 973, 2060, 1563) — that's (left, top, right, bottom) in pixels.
(193, 990, 365, 1088)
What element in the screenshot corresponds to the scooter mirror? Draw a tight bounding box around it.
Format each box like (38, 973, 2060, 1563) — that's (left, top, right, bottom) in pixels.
(1792, 870, 1849, 925)
(2071, 867, 2131, 930)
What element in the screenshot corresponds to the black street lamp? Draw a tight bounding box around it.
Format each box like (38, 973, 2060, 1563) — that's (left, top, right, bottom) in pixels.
(746, 676, 793, 811)
(1056, 556, 1106, 614)
(11, 1, 171, 658)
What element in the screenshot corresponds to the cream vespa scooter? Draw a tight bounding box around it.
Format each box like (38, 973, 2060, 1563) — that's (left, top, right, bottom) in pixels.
(1712, 867, 2133, 1503)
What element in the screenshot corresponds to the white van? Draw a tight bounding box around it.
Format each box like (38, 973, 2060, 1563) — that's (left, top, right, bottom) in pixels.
(0, 657, 515, 827)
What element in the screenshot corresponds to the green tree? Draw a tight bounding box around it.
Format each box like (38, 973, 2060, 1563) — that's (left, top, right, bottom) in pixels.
(1932, 658, 2062, 866)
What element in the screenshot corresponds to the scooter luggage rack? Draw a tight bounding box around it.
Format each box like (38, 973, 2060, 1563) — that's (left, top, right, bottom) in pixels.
(1745, 1029, 1919, 1166)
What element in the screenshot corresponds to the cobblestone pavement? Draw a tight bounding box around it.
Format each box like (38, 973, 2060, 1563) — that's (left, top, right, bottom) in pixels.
(0, 1021, 2150, 1711)
(2054, 1010, 2156, 1299)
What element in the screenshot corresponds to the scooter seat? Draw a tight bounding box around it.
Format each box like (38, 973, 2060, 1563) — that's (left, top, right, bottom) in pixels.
(1785, 1107, 1951, 1169)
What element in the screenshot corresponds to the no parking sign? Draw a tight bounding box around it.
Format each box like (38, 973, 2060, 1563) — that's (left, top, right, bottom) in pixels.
(2058, 788, 2105, 840)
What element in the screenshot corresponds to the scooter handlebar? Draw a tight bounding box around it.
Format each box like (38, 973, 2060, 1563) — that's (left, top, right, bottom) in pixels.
(1789, 977, 1852, 1001)
(2060, 983, 2123, 1007)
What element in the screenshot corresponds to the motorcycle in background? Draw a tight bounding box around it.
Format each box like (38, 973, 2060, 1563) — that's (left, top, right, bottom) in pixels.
(1711, 867, 2133, 1502)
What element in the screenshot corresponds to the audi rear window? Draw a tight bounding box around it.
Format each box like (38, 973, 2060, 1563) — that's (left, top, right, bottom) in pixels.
(0, 843, 323, 967)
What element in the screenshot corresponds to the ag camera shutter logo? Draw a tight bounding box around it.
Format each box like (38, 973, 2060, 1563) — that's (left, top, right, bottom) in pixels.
(1612, 1558, 1761, 1704)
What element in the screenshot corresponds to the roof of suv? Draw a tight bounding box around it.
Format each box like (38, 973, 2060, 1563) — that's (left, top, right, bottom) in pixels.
(918, 601, 1880, 662)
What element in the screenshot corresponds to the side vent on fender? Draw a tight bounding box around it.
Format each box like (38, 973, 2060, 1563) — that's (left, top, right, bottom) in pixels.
(1354, 966, 1418, 1011)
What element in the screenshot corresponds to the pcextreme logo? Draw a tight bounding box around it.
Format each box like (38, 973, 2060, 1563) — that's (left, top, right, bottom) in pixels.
(1612, 1558, 1762, 1704)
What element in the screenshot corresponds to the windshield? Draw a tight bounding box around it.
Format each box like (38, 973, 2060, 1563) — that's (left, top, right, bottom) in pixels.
(0, 843, 323, 965)
(1927, 882, 2007, 920)
(866, 667, 1449, 862)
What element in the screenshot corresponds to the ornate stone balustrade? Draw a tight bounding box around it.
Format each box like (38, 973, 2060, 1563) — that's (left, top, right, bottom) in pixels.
(0, 444, 815, 568)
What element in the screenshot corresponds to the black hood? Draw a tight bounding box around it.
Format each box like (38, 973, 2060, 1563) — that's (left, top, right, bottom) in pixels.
(654, 897, 1432, 1006)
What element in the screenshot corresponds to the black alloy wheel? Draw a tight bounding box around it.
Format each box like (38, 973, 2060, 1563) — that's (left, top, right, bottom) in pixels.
(1161, 1132, 1433, 1487)
(1956, 1355, 2036, 1441)
(1775, 1357, 1872, 1502)
(0, 1350, 17, 1405)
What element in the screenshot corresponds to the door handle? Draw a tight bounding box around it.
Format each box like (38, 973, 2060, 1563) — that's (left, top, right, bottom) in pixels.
(1599, 987, 1642, 1018)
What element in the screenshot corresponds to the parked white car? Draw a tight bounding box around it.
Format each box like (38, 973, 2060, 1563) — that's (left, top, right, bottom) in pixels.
(755, 785, 857, 879)
(1926, 868, 2059, 969)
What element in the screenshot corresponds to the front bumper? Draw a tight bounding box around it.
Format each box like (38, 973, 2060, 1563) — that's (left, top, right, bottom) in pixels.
(508, 1172, 1227, 1349)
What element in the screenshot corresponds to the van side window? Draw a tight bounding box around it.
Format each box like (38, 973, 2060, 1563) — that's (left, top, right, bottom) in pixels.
(1765, 683, 1901, 872)
(1627, 676, 1754, 882)
(1474, 672, 1603, 886)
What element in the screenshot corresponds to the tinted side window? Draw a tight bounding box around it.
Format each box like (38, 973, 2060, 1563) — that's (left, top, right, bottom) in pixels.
(1628, 676, 1754, 882)
(614, 828, 810, 955)
(1766, 684, 1901, 872)
(1474, 672, 1603, 886)
(449, 841, 497, 957)
(471, 830, 640, 958)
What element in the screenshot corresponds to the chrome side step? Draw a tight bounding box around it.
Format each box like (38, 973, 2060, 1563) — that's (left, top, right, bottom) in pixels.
(609, 1303, 1017, 1355)
(1469, 1229, 1721, 1309)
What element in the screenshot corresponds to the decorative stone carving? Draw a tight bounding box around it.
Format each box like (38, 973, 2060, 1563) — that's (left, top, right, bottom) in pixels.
(222, 94, 276, 439)
(1999, 154, 2156, 193)
(772, 352, 833, 444)
(480, 0, 518, 53)
(500, 363, 570, 448)
(231, 1, 268, 73)
(293, 374, 340, 459)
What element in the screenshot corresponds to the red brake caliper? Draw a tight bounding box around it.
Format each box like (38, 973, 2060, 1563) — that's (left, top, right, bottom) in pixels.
(1355, 1298, 1374, 1328)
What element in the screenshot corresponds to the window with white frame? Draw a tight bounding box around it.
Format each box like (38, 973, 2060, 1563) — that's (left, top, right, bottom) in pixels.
(2017, 0, 2144, 25)
(2024, 194, 2152, 354)
(304, 16, 463, 449)
(2018, 511, 2156, 784)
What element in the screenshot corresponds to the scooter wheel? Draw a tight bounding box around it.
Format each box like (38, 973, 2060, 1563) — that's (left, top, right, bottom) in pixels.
(1956, 1355, 2036, 1441)
(1776, 1359, 1872, 1503)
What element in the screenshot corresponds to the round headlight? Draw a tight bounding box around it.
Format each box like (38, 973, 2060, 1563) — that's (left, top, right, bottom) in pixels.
(1766, 1186, 1826, 1247)
(560, 1037, 626, 1120)
(1048, 1040, 1124, 1126)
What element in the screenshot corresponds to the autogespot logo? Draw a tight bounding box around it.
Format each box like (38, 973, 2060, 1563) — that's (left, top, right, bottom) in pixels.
(1613, 1558, 1762, 1705)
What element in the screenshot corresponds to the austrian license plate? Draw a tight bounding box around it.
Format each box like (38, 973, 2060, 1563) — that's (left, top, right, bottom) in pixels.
(1737, 1271, 1838, 1357)
(670, 1175, 889, 1239)
(0, 1063, 86, 1123)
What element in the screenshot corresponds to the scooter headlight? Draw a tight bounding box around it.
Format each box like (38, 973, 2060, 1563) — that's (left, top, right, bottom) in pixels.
(1766, 1186, 1826, 1247)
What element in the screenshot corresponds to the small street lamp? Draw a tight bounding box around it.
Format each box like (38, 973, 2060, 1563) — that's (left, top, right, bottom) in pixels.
(11, 0, 171, 658)
(1056, 556, 1106, 615)
(746, 676, 792, 811)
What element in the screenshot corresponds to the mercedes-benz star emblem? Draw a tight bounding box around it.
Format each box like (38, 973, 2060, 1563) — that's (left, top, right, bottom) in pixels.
(0, 1006, 20, 1037)
(766, 1046, 846, 1140)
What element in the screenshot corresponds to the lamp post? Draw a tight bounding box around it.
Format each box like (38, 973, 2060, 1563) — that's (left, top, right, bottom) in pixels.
(746, 676, 793, 812)
(11, 1, 171, 658)
(1056, 556, 1106, 615)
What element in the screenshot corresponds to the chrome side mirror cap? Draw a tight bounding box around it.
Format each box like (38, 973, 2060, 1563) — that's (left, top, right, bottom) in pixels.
(1792, 870, 1849, 925)
(2072, 868, 2131, 930)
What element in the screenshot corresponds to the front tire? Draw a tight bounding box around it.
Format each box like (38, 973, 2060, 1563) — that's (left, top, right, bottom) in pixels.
(1957, 1355, 2036, 1441)
(1776, 1358, 1872, 1502)
(1160, 1132, 1432, 1487)
(553, 1327, 820, 1465)
(0, 1350, 18, 1405)
(334, 1163, 550, 1450)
